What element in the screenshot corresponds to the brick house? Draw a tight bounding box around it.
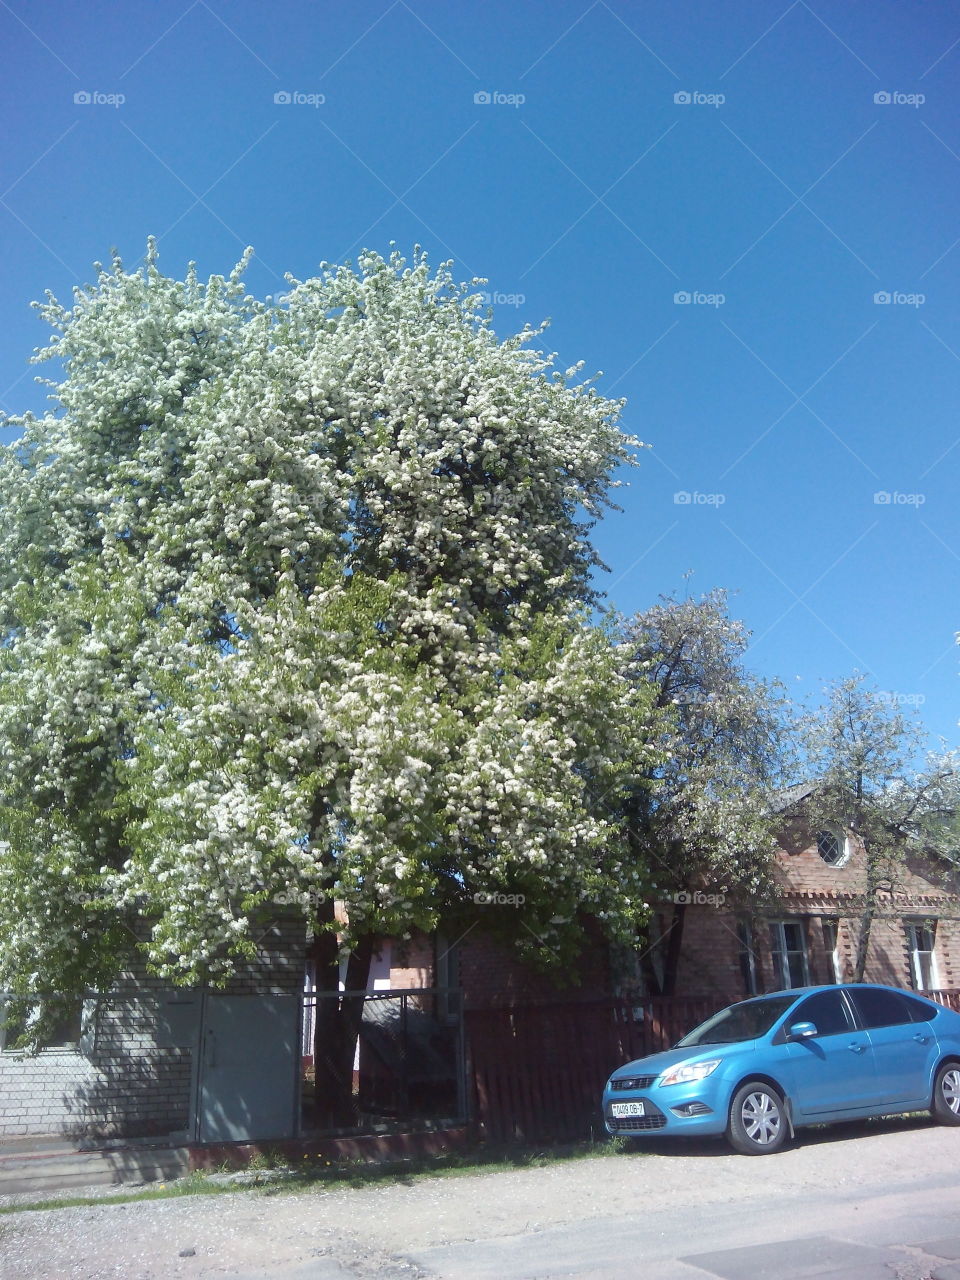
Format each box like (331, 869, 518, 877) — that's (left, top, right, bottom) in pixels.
(648, 782, 960, 1006)
(300, 921, 613, 1046)
(322, 918, 615, 1009)
(368, 783, 960, 1011)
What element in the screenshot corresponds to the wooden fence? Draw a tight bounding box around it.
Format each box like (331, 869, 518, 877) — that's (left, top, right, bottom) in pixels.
(465, 988, 960, 1144)
(465, 996, 718, 1143)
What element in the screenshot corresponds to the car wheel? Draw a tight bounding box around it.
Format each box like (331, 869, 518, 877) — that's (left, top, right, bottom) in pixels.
(727, 1081, 788, 1155)
(931, 1062, 960, 1125)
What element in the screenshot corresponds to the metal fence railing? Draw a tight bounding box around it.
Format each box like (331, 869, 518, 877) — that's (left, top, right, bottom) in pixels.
(300, 987, 467, 1135)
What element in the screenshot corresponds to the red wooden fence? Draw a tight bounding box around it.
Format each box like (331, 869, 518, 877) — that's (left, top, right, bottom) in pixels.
(465, 996, 718, 1143)
(466, 989, 960, 1144)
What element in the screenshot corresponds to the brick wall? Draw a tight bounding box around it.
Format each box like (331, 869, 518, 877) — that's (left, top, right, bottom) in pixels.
(0, 912, 308, 1140)
(663, 825, 960, 1002)
(381, 828, 960, 1011)
(460, 929, 611, 1006)
(777, 829, 960, 990)
(388, 933, 434, 990)
(0, 984, 197, 1141)
(389, 925, 612, 1006)
(669, 905, 749, 1004)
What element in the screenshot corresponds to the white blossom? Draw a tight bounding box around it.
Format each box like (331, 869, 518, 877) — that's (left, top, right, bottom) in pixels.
(0, 244, 656, 1007)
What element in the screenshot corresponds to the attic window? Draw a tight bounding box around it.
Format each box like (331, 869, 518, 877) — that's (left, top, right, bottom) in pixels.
(816, 829, 848, 867)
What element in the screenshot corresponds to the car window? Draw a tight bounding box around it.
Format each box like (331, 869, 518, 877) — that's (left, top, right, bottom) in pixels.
(901, 992, 940, 1023)
(846, 987, 913, 1029)
(789, 990, 852, 1036)
(676, 995, 799, 1046)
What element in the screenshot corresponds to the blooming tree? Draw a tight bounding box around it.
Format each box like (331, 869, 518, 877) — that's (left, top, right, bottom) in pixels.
(0, 245, 658, 1101)
(617, 590, 791, 995)
(800, 674, 960, 981)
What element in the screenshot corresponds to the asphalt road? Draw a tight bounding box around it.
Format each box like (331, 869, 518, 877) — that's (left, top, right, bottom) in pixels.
(2, 1116, 960, 1279)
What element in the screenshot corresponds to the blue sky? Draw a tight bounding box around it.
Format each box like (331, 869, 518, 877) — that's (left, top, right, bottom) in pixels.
(1, 0, 958, 746)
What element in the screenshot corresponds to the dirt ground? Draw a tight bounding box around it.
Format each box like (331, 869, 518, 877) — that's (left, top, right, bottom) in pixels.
(1, 1118, 959, 1279)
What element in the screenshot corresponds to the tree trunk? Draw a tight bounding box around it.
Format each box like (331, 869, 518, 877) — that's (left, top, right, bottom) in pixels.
(310, 901, 375, 1130)
(638, 902, 686, 997)
(853, 903, 873, 983)
(661, 901, 686, 997)
(854, 841, 879, 983)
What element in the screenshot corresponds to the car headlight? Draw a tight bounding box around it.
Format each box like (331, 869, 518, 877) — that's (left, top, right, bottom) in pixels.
(659, 1058, 722, 1086)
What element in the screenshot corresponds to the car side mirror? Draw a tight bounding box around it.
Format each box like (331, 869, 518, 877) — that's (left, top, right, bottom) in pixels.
(789, 1021, 818, 1040)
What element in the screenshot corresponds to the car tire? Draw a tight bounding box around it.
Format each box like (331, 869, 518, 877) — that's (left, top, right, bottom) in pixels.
(727, 1081, 788, 1155)
(931, 1062, 960, 1125)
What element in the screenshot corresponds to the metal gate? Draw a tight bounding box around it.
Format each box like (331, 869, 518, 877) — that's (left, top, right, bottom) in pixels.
(194, 994, 300, 1143)
(301, 988, 467, 1134)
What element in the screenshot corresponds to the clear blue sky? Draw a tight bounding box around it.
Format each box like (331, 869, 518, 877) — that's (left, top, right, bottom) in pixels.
(1, 1, 958, 746)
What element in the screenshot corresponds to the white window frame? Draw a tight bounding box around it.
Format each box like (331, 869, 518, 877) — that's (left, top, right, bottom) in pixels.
(769, 920, 810, 989)
(821, 918, 842, 983)
(906, 920, 940, 991)
(816, 827, 850, 867)
(737, 920, 759, 996)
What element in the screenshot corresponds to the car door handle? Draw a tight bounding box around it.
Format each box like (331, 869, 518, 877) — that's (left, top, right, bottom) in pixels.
(847, 1042, 866, 1053)
(913, 1033, 930, 1044)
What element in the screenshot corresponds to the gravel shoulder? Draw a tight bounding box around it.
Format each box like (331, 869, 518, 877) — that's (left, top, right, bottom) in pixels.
(1, 1118, 957, 1279)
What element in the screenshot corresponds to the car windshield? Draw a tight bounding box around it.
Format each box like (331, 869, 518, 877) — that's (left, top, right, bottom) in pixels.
(676, 995, 799, 1046)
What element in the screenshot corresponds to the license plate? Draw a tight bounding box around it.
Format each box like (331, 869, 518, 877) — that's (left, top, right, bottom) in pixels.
(611, 1100, 645, 1117)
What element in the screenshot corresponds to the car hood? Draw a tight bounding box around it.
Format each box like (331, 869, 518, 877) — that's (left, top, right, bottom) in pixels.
(608, 1042, 755, 1081)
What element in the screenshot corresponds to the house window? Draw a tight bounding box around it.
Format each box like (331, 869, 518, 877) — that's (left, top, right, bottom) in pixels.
(435, 936, 461, 1023)
(769, 920, 810, 989)
(0, 997, 83, 1052)
(906, 921, 939, 991)
(737, 921, 759, 995)
(816, 829, 849, 866)
(821, 919, 841, 983)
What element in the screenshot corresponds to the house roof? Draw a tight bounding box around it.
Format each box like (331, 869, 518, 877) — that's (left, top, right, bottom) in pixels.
(768, 782, 817, 814)
(769, 782, 960, 876)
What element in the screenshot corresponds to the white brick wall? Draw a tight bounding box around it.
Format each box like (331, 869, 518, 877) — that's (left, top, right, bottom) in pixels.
(0, 913, 307, 1139)
(0, 996, 194, 1140)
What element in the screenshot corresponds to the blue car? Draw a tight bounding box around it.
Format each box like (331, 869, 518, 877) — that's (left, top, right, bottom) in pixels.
(602, 983, 960, 1154)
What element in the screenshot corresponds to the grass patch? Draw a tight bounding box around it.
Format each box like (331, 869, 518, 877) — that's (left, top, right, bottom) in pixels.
(0, 1137, 641, 1215)
(0, 1169, 240, 1215)
(276, 1134, 639, 1191)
